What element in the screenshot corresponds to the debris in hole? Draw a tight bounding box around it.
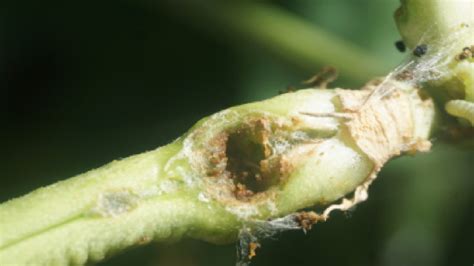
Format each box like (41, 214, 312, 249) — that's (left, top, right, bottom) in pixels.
(206, 133, 230, 177)
(219, 118, 291, 201)
(202, 116, 307, 206)
(455, 46, 473, 61)
(395, 40, 406, 52)
(302, 66, 338, 88)
(225, 121, 271, 194)
(413, 44, 428, 57)
(234, 183, 255, 201)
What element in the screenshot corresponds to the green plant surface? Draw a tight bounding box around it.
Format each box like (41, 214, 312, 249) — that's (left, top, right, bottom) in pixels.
(0, 81, 435, 264)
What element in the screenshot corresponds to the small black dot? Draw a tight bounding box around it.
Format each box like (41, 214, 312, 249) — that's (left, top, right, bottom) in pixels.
(413, 44, 428, 57)
(395, 40, 406, 52)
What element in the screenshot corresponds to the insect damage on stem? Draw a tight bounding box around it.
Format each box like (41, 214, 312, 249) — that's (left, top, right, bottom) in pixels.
(0, 71, 436, 266)
(168, 73, 435, 264)
(198, 115, 328, 205)
(302, 79, 433, 220)
(395, 40, 406, 52)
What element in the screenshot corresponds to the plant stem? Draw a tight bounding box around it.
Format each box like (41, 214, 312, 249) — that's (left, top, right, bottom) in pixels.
(1, 80, 434, 265)
(0, 141, 240, 264)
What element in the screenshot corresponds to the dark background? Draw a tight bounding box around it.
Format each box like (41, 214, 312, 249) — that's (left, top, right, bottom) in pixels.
(1, 0, 473, 265)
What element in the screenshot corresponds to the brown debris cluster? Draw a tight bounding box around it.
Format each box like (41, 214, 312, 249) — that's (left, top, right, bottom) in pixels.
(455, 46, 474, 61)
(295, 211, 325, 232)
(204, 118, 295, 202)
(234, 183, 255, 201)
(248, 242, 260, 259)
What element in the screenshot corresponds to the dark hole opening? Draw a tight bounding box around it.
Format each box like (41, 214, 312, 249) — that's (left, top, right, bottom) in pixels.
(225, 129, 272, 194)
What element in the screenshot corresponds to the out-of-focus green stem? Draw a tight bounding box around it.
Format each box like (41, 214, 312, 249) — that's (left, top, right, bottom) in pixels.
(160, 0, 386, 83)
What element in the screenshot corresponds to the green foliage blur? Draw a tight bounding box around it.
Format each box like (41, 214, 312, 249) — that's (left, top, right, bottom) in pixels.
(2, 0, 472, 265)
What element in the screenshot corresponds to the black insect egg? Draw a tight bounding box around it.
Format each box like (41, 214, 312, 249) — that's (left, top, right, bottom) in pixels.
(413, 44, 428, 57)
(395, 40, 406, 52)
